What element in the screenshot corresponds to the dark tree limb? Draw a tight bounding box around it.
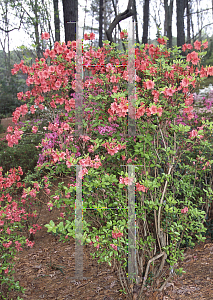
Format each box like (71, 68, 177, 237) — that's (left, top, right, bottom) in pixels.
(111, 0, 126, 52)
(106, 0, 134, 44)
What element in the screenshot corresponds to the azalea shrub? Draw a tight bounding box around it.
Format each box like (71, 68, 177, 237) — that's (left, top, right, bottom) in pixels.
(0, 119, 45, 178)
(0, 166, 43, 300)
(2, 31, 213, 300)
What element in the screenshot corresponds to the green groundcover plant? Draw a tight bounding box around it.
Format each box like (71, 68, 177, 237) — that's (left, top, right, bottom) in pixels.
(1, 31, 213, 300)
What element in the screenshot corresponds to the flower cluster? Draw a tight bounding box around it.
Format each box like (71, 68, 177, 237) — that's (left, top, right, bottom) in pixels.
(181, 207, 188, 214)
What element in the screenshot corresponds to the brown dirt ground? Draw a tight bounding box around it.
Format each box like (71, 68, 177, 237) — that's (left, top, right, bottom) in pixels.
(1, 175, 213, 300)
(0, 122, 213, 300)
(0, 116, 26, 130)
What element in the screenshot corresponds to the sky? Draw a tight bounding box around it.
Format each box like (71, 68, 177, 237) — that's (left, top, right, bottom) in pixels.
(0, 0, 213, 52)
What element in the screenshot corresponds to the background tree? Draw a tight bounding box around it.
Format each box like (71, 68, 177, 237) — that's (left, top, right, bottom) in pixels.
(90, 0, 113, 42)
(164, 0, 173, 48)
(53, 0, 60, 42)
(99, 0, 103, 47)
(176, 0, 185, 48)
(62, 0, 78, 43)
(142, 0, 150, 44)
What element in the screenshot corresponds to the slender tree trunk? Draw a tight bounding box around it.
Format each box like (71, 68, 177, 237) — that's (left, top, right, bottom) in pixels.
(176, 0, 185, 47)
(99, 0, 103, 47)
(33, 0, 42, 59)
(164, 0, 168, 36)
(142, 0, 149, 44)
(62, 0, 78, 43)
(167, 0, 173, 48)
(186, 0, 191, 44)
(104, 0, 107, 41)
(133, 0, 139, 44)
(191, 21, 195, 43)
(53, 0, 60, 42)
(83, 0, 88, 38)
(197, 0, 201, 40)
(164, 0, 173, 48)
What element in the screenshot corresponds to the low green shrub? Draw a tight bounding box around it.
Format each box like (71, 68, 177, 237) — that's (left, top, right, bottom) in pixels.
(0, 123, 5, 134)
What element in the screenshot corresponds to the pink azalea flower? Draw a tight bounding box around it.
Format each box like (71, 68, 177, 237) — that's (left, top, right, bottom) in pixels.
(181, 207, 188, 214)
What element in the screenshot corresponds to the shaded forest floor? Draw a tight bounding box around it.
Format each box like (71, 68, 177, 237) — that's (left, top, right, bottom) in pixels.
(0, 177, 212, 300)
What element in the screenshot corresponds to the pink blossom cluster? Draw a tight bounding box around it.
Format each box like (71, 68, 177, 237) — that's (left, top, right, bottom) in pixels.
(6, 125, 24, 147)
(101, 139, 126, 156)
(120, 31, 128, 39)
(119, 176, 148, 193)
(84, 32, 95, 40)
(181, 207, 188, 214)
(112, 230, 123, 239)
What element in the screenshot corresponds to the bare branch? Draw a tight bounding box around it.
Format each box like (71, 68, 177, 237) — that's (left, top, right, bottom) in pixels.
(0, 11, 24, 33)
(192, 22, 213, 40)
(184, 7, 213, 18)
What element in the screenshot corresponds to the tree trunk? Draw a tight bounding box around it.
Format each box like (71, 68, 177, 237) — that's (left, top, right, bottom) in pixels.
(99, 0, 103, 47)
(164, 0, 168, 36)
(111, 0, 126, 52)
(33, 0, 42, 59)
(142, 0, 149, 44)
(53, 0, 60, 42)
(167, 0, 173, 48)
(164, 0, 173, 48)
(186, 0, 191, 44)
(176, 0, 185, 47)
(62, 0, 78, 43)
(133, 0, 140, 45)
(104, 0, 107, 41)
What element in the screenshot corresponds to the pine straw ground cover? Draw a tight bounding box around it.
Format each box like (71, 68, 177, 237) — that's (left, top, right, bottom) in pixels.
(1, 174, 213, 300)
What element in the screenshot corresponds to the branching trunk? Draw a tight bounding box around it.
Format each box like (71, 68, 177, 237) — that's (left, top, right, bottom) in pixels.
(106, 0, 134, 44)
(111, 0, 127, 52)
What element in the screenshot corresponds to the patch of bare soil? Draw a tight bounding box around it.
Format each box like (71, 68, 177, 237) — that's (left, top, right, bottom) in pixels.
(2, 176, 213, 300)
(0, 116, 26, 130)
(0, 138, 213, 299)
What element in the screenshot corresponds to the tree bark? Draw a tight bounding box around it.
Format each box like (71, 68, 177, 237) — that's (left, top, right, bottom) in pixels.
(53, 0, 60, 42)
(106, 0, 134, 44)
(133, 0, 140, 45)
(186, 0, 191, 44)
(164, 0, 173, 48)
(99, 0, 103, 47)
(176, 0, 185, 47)
(111, 0, 126, 52)
(167, 0, 173, 48)
(142, 0, 149, 44)
(62, 0, 78, 43)
(33, 0, 42, 59)
(164, 0, 168, 36)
